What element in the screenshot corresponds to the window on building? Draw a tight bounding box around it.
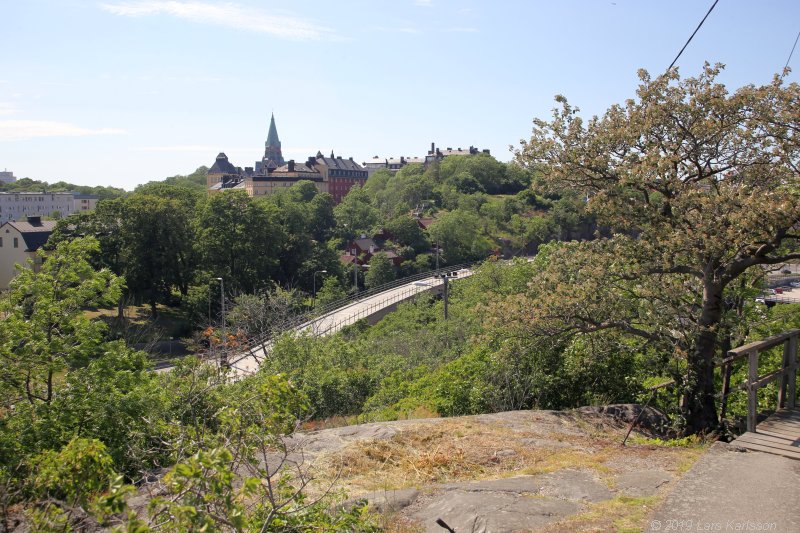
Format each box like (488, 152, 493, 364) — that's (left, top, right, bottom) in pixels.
(13, 237, 18, 248)
(0, 237, 3, 247)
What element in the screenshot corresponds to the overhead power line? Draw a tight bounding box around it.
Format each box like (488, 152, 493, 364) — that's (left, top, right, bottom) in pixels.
(782, 29, 800, 77)
(667, 0, 720, 72)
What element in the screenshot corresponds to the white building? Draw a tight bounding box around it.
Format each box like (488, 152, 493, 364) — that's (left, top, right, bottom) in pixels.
(0, 170, 15, 184)
(0, 192, 75, 222)
(0, 216, 57, 289)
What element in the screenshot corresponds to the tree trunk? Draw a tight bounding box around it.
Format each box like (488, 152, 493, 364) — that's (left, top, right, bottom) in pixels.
(682, 283, 723, 435)
(150, 298, 158, 319)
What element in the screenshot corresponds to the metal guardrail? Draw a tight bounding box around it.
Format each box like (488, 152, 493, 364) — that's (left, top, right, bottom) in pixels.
(249, 262, 474, 348)
(221, 264, 475, 369)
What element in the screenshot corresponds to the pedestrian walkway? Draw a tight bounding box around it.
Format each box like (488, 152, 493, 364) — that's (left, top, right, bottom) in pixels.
(647, 441, 800, 532)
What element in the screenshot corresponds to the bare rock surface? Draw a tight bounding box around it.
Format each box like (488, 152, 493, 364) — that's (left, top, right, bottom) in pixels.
(614, 470, 673, 497)
(412, 490, 581, 533)
(342, 488, 421, 514)
(299, 405, 700, 532)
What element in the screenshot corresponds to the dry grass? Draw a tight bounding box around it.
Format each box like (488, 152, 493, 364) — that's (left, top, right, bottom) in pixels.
(302, 413, 709, 532)
(313, 417, 697, 494)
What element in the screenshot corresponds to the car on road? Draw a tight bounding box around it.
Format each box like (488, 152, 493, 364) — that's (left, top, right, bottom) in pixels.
(790, 282, 800, 288)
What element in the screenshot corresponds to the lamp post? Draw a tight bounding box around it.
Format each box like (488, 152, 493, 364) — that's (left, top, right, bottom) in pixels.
(215, 277, 227, 368)
(312, 270, 327, 308)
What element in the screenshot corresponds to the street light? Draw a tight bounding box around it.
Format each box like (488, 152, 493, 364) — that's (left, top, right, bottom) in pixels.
(312, 270, 327, 308)
(215, 277, 227, 368)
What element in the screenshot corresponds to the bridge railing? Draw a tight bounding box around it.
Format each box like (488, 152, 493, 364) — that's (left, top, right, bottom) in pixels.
(249, 262, 474, 349)
(303, 281, 438, 338)
(720, 329, 799, 432)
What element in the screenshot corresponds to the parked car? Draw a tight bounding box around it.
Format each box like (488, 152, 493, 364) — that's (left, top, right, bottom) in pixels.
(767, 289, 777, 294)
(790, 281, 800, 288)
(775, 287, 783, 294)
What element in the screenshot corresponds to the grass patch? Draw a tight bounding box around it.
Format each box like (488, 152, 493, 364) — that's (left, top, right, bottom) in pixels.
(519, 448, 613, 476)
(549, 495, 661, 532)
(86, 303, 192, 345)
(627, 435, 705, 448)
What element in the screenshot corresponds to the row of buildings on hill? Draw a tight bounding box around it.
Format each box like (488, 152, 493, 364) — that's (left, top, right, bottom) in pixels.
(206, 114, 489, 204)
(206, 114, 368, 204)
(0, 191, 99, 223)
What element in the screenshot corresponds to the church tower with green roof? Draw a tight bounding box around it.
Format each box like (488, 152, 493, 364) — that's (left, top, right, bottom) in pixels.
(262, 113, 285, 166)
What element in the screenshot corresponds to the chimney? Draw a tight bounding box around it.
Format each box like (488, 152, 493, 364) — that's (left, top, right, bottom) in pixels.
(430, 142, 435, 154)
(26, 215, 42, 226)
(288, 160, 295, 172)
(307, 156, 316, 166)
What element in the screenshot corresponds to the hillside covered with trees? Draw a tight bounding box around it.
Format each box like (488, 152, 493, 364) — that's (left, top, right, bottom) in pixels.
(1, 65, 799, 529)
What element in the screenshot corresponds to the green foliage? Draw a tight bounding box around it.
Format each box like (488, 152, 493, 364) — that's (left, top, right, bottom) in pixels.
(514, 65, 800, 433)
(195, 190, 286, 293)
(384, 216, 430, 252)
(0, 237, 124, 408)
(136, 166, 209, 190)
(30, 438, 117, 507)
(334, 185, 381, 239)
(428, 209, 494, 264)
(0, 178, 126, 199)
(365, 251, 396, 289)
(315, 275, 348, 308)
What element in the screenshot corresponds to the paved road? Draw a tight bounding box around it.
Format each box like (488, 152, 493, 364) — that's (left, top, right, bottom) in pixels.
(227, 268, 473, 377)
(647, 442, 800, 532)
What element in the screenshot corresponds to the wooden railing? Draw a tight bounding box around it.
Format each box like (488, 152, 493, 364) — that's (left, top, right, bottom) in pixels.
(720, 329, 799, 432)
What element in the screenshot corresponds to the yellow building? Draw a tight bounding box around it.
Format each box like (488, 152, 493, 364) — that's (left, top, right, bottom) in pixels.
(0, 216, 56, 290)
(246, 158, 326, 197)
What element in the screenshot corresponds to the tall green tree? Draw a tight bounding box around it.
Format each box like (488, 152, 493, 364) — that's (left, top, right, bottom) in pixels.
(120, 194, 195, 315)
(195, 191, 286, 294)
(428, 209, 494, 264)
(0, 237, 124, 408)
(334, 185, 380, 240)
(365, 252, 396, 289)
(514, 64, 800, 433)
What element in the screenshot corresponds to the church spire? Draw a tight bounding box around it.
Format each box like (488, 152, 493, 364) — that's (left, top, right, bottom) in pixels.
(266, 113, 280, 147)
(263, 113, 284, 165)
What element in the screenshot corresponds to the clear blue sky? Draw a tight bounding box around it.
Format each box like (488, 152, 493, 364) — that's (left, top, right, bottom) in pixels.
(2, 0, 798, 190)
